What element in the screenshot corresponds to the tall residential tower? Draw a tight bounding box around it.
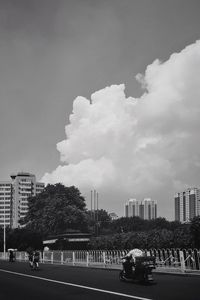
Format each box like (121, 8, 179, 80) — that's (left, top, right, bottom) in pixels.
(174, 188, 200, 223)
(0, 181, 12, 227)
(124, 198, 157, 220)
(0, 172, 44, 228)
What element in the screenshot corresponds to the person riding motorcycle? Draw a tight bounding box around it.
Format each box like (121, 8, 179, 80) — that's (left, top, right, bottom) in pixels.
(27, 250, 34, 268)
(120, 249, 156, 284)
(27, 249, 40, 269)
(122, 248, 144, 278)
(32, 250, 40, 269)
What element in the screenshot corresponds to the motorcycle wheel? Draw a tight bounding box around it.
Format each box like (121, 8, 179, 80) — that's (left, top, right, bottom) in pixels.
(119, 270, 126, 281)
(142, 273, 156, 285)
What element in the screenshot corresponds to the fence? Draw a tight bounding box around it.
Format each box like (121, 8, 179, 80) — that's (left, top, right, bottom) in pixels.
(1, 249, 200, 273)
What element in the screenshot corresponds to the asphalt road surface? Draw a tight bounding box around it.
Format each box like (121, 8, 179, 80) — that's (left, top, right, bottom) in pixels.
(0, 261, 199, 300)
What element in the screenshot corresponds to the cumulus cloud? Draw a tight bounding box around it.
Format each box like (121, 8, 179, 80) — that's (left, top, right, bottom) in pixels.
(42, 40, 200, 218)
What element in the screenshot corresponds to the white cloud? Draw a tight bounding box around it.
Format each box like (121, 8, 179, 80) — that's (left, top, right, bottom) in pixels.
(42, 40, 200, 218)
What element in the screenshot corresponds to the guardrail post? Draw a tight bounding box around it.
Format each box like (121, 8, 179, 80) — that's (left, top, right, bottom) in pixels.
(86, 252, 89, 267)
(180, 251, 185, 273)
(103, 251, 106, 268)
(51, 252, 54, 264)
(41, 251, 44, 263)
(61, 251, 63, 264)
(72, 252, 75, 266)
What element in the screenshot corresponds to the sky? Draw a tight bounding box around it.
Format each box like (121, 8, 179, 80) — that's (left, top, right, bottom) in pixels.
(0, 0, 200, 220)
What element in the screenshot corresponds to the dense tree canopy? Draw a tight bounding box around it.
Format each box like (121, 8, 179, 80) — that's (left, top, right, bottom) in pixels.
(190, 216, 200, 248)
(88, 225, 192, 250)
(86, 209, 112, 235)
(1, 187, 198, 251)
(109, 216, 181, 234)
(88, 217, 191, 250)
(23, 184, 88, 236)
(0, 227, 43, 251)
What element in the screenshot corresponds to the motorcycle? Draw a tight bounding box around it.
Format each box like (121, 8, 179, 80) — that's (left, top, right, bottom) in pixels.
(119, 255, 156, 284)
(30, 259, 39, 270)
(29, 251, 40, 271)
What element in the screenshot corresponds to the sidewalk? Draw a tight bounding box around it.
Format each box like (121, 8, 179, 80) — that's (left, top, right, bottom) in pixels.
(153, 266, 200, 276)
(1, 257, 200, 276)
(69, 261, 200, 276)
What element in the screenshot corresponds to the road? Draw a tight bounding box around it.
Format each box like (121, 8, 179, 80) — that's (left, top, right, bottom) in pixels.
(0, 261, 199, 300)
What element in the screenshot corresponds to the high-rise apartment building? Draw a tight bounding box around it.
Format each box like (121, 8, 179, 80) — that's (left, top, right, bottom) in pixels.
(124, 198, 157, 220)
(174, 188, 200, 223)
(0, 181, 12, 227)
(141, 198, 157, 220)
(124, 198, 139, 218)
(0, 172, 44, 228)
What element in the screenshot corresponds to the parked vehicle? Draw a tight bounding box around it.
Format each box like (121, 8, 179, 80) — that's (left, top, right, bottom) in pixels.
(119, 255, 156, 284)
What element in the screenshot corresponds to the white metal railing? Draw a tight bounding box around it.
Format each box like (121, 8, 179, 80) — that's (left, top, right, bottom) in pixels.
(1, 249, 200, 272)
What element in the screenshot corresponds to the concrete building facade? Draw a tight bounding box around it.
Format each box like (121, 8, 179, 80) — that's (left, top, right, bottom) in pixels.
(174, 188, 200, 223)
(0, 172, 44, 228)
(141, 198, 157, 220)
(124, 198, 157, 220)
(0, 181, 12, 227)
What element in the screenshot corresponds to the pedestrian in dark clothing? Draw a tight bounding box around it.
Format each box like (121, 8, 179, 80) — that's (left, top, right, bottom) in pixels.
(9, 250, 15, 262)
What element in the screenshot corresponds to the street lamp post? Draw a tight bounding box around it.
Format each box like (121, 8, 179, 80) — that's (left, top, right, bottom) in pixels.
(3, 198, 6, 259)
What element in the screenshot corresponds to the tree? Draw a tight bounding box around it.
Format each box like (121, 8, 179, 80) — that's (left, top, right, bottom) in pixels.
(190, 216, 200, 248)
(149, 218, 171, 230)
(23, 183, 88, 236)
(87, 209, 112, 235)
(124, 231, 149, 249)
(7, 228, 43, 251)
(0, 227, 43, 251)
(110, 216, 150, 233)
(173, 225, 191, 248)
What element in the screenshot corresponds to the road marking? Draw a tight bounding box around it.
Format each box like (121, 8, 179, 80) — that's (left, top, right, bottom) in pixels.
(0, 268, 153, 300)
